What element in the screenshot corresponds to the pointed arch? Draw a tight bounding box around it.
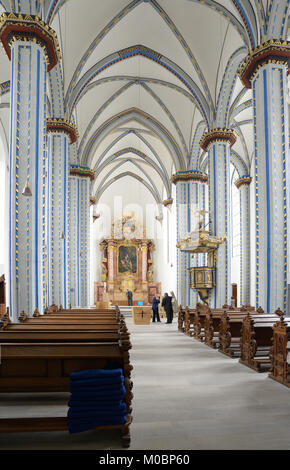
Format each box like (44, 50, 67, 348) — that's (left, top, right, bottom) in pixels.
(82, 107, 185, 171)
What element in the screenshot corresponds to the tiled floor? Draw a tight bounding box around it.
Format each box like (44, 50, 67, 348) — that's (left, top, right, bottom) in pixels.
(0, 318, 289, 449)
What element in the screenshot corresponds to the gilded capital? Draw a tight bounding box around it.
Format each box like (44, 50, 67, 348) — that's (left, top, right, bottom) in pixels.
(69, 165, 95, 181)
(200, 128, 237, 152)
(0, 12, 61, 71)
(47, 118, 79, 144)
(171, 171, 208, 185)
(239, 40, 290, 88)
(163, 198, 173, 207)
(234, 176, 252, 189)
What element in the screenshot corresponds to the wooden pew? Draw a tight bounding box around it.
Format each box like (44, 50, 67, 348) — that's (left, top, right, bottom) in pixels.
(0, 310, 133, 447)
(218, 307, 261, 357)
(239, 310, 283, 372)
(269, 315, 290, 387)
(178, 306, 185, 332)
(204, 306, 256, 349)
(193, 303, 209, 341)
(184, 307, 195, 337)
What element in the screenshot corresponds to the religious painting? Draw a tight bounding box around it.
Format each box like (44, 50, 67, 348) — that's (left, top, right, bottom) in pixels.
(118, 245, 137, 274)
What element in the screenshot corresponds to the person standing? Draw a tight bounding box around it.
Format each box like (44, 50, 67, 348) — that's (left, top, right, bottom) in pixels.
(126, 289, 133, 306)
(162, 293, 173, 324)
(152, 294, 161, 323)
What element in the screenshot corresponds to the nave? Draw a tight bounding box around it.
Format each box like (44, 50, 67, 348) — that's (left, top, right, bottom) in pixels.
(1, 318, 289, 451)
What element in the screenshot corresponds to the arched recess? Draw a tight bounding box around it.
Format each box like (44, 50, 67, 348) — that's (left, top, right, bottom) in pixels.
(95, 171, 163, 215)
(82, 107, 185, 172)
(65, 45, 211, 125)
(94, 158, 162, 204)
(94, 147, 171, 198)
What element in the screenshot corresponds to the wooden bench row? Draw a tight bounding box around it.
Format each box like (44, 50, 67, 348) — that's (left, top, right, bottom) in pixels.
(0, 306, 133, 447)
(178, 303, 290, 387)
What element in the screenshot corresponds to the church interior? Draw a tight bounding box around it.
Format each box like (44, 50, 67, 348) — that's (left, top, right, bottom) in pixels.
(0, 0, 290, 451)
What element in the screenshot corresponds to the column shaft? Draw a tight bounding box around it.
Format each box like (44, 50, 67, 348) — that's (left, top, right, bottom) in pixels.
(207, 142, 231, 307)
(252, 64, 288, 311)
(47, 132, 69, 308)
(9, 42, 47, 318)
(238, 182, 251, 306)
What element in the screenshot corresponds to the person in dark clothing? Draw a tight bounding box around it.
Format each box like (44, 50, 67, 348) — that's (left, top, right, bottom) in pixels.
(152, 295, 161, 323)
(162, 293, 173, 324)
(126, 289, 133, 306)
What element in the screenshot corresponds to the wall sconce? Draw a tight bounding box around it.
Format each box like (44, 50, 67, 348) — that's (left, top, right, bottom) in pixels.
(60, 231, 65, 239)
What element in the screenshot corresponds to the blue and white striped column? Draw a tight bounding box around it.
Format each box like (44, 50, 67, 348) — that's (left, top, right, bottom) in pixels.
(69, 166, 95, 308)
(235, 176, 251, 306)
(0, 14, 60, 319)
(239, 41, 290, 312)
(173, 172, 208, 307)
(46, 120, 78, 308)
(200, 129, 237, 308)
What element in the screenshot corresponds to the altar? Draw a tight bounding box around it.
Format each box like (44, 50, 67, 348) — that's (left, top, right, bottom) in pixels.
(94, 214, 161, 305)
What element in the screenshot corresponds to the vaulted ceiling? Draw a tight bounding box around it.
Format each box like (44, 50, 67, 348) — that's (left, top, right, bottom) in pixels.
(0, 0, 289, 205)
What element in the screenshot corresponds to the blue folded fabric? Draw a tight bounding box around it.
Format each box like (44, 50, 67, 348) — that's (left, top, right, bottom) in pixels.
(68, 401, 127, 413)
(68, 415, 127, 434)
(70, 368, 123, 381)
(70, 384, 125, 394)
(68, 399, 124, 408)
(69, 377, 124, 391)
(68, 406, 127, 419)
(69, 386, 126, 401)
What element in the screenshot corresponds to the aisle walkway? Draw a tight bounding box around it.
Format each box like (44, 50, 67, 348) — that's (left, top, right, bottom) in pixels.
(0, 318, 289, 450)
(129, 318, 290, 450)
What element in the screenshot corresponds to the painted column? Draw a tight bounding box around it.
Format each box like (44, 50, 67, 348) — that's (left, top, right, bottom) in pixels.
(200, 129, 237, 308)
(69, 166, 95, 308)
(46, 119, 78, 308)
(0, 13, 60, 319)
(239, 41, 290, 312)
(172, 171, 208, 307)
(235, 176, 251, 306)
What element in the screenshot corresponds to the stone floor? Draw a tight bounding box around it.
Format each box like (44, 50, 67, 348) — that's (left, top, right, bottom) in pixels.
(0, 317, 289, 450)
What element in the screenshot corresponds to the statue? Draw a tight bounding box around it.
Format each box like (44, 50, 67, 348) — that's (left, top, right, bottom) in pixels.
(101, 258, 108, 282)
(147, 263, 153, 282)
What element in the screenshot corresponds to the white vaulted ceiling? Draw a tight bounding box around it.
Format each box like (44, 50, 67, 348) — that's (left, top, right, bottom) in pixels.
(2, 0, 288, 203)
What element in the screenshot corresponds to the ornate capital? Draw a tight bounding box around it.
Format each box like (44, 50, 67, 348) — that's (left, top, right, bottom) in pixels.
(47, 118, 79, 144)
(200, 128, 237, 152)
(171, 171, 208, 185)
(0, 13, 61, 71)
(69, 165, 95, 181)
(163, 198, 173, 207)
(90, 196, 96, 206)
(234, 176, 252, 189)
(239, 40, 290, 88)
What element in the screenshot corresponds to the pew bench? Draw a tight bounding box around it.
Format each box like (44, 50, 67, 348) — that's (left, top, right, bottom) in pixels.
(239, 313, 281, 372)
(269, 317, 290, 388)
(178, 307, 185, 332)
